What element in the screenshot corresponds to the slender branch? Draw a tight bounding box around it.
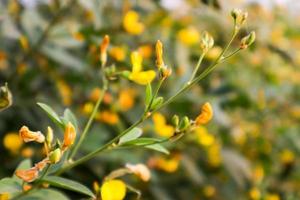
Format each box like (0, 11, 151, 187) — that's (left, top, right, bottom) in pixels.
(187, 52, 206, 84)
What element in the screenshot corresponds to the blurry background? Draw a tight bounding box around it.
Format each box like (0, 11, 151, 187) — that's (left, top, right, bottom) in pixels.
(1, 0, 300, 199)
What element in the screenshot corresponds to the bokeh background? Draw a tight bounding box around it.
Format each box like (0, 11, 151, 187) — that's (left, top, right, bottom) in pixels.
(1, 0, 300, 199)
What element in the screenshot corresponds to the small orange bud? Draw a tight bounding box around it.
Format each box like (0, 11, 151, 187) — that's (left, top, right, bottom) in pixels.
(19, 126, 45, 143)
(195, 102, 213, 125)
(15, 168, 39, 182)
(100, 35, 110, 66)
(23, 184, 32, 191)
(156, 40, 164, 69)
(63, 122, 76, 149)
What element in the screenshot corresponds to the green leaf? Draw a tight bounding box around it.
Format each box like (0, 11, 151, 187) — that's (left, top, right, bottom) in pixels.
(118, 127, 143, 145)
(145, 83, 152, 106)
(150, 97, 164, 110)
(61, 108, 78, 130)
(42, 176, 95, 198)
(19, 189, 69, 200)
(121, 138, 163, 146)
(37, 102, 64, 128)
(12, 159, 31, 183)
(145, 144, 169, 155)
(0, 178, 22, 194)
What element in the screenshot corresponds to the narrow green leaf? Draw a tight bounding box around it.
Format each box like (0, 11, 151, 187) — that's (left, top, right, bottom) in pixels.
(19, 189, 69, 200)
(12, 159, 31, 183)
(145, 144, 169, 155)
(145, 83, 152, 106)
(150, 97, 164, 110)
(62, 108, 78, 130)
(0, 178, 22, 194)
(121, 138, 163, 146)
(37, 102, 64, 128)
(42, 176, 95, 198)
(118, 127, 143, 145)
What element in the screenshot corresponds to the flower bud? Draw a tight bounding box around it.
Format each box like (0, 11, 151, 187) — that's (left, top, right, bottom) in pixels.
(231, 9, 248, 28)
(200, 31, 214, 53)
(0, 83, 13, 112)
(63, 122, 76, 149)
(49, 148, 62, 164)
(240, 31, 256, 49)
(46, 126, 53, 147)
(179, 116, 190, 131)
(19, 126, 45, 143)
(126, 163, 151, 182)
(171, 115, 179, 127)
(155, 40, 165, 69)
(100, 35, 110, 67)
(195, 102, 213, 125)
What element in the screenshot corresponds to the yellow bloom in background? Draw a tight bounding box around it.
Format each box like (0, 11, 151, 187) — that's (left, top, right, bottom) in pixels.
(57, 80, 72, 106)
(265, 193, 280, 200)
(152, 113, 175, 137)
(3, 132, 23, 154)
(203, 185, 216, 198)
(89, 87, 102, 102)
(0, 193, 9, 200)
(252, 164, 264, 184)
(206, 46, 222, 60)
(97, 110, 119, 125)
(148, 154, 181, 173)
(249, 187, 261, 200)
(81, 102, 94, 115)
(138, 45, 152, 59)
(19, 35, 29, 51)
(21, 147, 34, 158)
(207, 142, 222, 167)
(195, 102, 213, 125)
(177, 27, 200, 46)
(101, 179, 126, 200)
(72, 32, 85, 42)
(194, 126, 215, 147)
(118, 88, 135, 111)
(129, 51, 156, 85)
(123, 10, 144, 35)
(110, 46, 126, 61)
(280, 149, 295, 164)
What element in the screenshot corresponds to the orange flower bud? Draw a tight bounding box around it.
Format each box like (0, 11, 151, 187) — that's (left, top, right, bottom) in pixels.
(23, 184, 32, 191)
(155, 40, 164, 69)
(100, 35, 110, 66)
(19, 126, 45, 143)
(126, 163, 151, 182)
(63, 122, 76, 149)
(15, 168, 39, 182)
(195, 102, 213, 125)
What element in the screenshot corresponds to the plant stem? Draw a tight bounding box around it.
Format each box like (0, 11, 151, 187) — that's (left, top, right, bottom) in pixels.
(187, 52, 206, 84)
(56, 26, 239, 175)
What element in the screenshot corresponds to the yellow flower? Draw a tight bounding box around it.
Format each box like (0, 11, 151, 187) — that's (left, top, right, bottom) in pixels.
(194, 126, 215, 147)
(195, 102, 213, 125)
(19, 35, 29, 51)
(19, 126, 45, 143)
(280, 149, 295, 164)
(110, 46, 126, 61)
(249, 187, 261, 200)
(57, 80, 72, 106)
(203, 185, 216, 197)
(265, 194, 280, 200)
(126, 163, 151, 182)
(123, 10, 144, 35)
(63, 122, 76, 150)
(129, 51, 156, 85)
(97, 110, 119, 125)
(252, 164, 264, 183)
(207, 142, 222, 167)
(148, 154, 181, 173)
(0, 193, 9, 200)
(155, 40, 165, 69)
(118, 89, 135, 111)
(101, 179, 126, 200)
(72, 32, 84, 41)
(138, 45, 152, 59)
(152, 113, 175, 137)
(3, 132, 23, 153)
(177, 27, 200, 46)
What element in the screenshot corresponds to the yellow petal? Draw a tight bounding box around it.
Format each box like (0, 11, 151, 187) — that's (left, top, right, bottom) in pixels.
(101, 179, 126, 200)
(129, 70, 156, 85)
(131, 51, 142, 73)
(123, 10, 144, 35)
(152, 113, 166, 126)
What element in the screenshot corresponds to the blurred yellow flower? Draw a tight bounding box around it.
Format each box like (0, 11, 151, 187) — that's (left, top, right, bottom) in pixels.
(195, 102, 213, 125)
(72, 32, 84, 41)
(206, 46, 222, 60)
(207, 142, 222, 167)
(3, 132, 23, 154)
(57, 80, 72, 106)
(101, 179, 126, 200)
(265, 194, 280, 200)
(152, 113, 175, 137)
(203, 185, 216, 197)
(123, 10, 144, 35)
(177, 27, 200, 46)
(0, 193, 9, 200)
(19, 35, 29, 51)
(249, 187, 261, 200)
(138, 45, 152, 59)
(110, 46, 126, 61)
(97, 110, 119, 125)
(280, 149, 295, 164)
(129, 51, 156, 85)
(21, 147, 34, 158)
(252, 164, 264, 183)
(194, 126, 214, 147)
(148, 154, 181, 173)
(118, 89, 135, 111)
(81, 102, 94, 115)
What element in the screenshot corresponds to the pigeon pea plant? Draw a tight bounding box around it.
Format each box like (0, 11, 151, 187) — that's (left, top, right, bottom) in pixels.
(0, 9, 254, 200)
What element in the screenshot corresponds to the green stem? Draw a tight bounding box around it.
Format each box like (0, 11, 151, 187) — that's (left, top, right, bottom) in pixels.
(187, 52, 206, 84)
(145, 78, 164, 113)
(56, 25, 239, 175)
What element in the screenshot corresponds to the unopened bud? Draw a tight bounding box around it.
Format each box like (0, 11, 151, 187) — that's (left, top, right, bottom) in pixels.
(100, 35, 110, 67)
(179, 116, 190, 131)
(46, 126, 53, 147)
(63, 122, 76, 150)
(0, 83, 13, 112)
(156, 40, 165, 69)
(240, 31, 255, 49)
(200, 31, 214, 53)
(171, 115, 179, 127)
(231, 9, 248, 28)
(49, 148, 62, 164)
(160, 67, 172, 79)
